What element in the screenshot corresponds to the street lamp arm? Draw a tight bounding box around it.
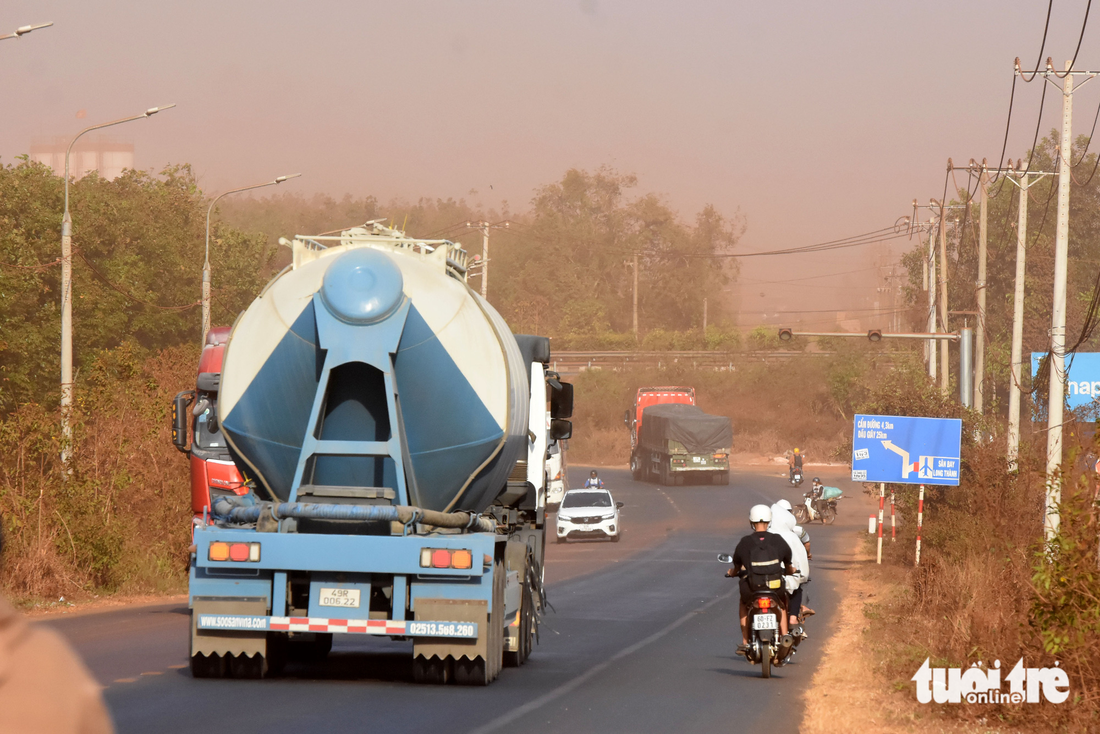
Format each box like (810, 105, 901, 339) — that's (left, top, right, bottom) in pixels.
(0, 21, 53, 41)
(63, 104, 177, 217)
(201, 174, 302, 343)
(204, 174, 302, 268)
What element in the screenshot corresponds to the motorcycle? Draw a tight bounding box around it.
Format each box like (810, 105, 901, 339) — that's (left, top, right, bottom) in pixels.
(794, 490, 839, 525)
(717, 554, 795, 678)
(788, 469, 803, 487)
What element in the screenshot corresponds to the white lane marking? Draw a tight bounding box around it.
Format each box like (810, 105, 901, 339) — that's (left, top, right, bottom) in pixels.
(468, 587, 736, 734)
(655, 488, 682, 514)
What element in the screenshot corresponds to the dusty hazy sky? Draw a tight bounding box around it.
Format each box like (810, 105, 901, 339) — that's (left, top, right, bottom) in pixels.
(2, 1, 1095, 322)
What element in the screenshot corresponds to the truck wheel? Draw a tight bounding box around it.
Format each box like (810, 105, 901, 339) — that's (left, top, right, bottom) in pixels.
(714, 471, 730, 486)
(504, 557, 533, 668)
(228, 652, 265, 679)
(190, 653, 226, 679)
(630, 453, 643, 481)
(413, 655, 452, 684)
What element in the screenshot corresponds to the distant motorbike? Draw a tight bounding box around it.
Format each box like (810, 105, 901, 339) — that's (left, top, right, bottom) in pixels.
(788, 470, 803, 487)
(717, 554, 795, 678)
(794, 490, 839, 525)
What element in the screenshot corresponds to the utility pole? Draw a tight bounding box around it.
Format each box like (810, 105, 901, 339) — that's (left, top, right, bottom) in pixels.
(702, 297, 708, 334)
(981, 162, 1053, 468)
(932, 193, 953, 393)
(466, 220, 510, 299)
(907, 201, 939, 380)
(1008, 172, 1030, 470)
(632, 252, 639, 338)
(976, 163, 988, 412)
(1016, 57, 1099, 538)
(928, 214, 937, 381)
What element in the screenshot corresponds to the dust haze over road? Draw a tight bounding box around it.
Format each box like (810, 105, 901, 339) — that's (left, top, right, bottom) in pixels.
(2, 1, 1089, 319)
(44, 467, 875, 733)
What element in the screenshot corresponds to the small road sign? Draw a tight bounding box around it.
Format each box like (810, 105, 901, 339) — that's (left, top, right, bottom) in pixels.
(851, 414, 962, 486)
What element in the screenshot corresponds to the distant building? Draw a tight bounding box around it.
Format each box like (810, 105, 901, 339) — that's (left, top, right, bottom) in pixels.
(29, 136, 134, 181)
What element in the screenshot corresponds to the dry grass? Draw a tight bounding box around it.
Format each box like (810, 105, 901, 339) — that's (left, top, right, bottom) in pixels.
(803, 538, 1015, 734)
(0, 344, 197, 603)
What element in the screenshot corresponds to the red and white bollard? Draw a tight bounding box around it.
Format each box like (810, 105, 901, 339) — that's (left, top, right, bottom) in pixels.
(876, 482, 885, 564)
(890, 489, 896, 542)
(915, 484, 925, 566)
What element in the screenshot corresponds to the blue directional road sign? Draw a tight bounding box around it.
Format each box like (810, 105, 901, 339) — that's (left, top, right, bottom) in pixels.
(851, 414, 962, 486)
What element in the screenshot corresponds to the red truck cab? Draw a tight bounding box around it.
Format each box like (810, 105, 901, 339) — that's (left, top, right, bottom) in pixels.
(171, 327, 247, 524)
(624, 386, 695, 450)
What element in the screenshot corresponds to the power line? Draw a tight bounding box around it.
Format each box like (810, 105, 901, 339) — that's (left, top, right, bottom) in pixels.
(1054, 0, 1093, 78)
(1020, 1, 1054, 82)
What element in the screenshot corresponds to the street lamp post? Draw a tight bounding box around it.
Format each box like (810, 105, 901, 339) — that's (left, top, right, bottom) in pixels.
(203, 174, 301, 341)
(59, 105, 175, 471)
(0, 22, 53, 41)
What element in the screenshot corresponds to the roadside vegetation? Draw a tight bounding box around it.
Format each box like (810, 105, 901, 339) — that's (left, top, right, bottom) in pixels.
(0, 159, 743, 602)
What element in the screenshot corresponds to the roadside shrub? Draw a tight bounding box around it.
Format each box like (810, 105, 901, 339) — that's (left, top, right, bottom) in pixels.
(0, 344, 196, 602)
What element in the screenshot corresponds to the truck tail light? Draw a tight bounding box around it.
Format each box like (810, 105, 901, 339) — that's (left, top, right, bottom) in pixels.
(713, 453, 728, 460)
(419, 548, 474, 569)
(208, 541, 260, 562)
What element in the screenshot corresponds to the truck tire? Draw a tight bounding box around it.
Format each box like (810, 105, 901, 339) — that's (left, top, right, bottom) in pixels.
(630, 452, 643, 481)
(714, 471, 730, 486)
(190, 652, 226, 679)
(413, 655, 452, 684)
(504, 555, 534, 668)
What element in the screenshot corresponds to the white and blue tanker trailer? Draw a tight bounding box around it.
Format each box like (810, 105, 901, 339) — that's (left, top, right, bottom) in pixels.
(185, 223, 572, 684)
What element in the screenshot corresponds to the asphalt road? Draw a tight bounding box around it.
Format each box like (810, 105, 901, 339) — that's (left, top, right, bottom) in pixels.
(43, 465, 873, 734)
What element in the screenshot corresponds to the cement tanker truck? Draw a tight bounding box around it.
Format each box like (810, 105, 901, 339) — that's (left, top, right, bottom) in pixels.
(183, 223, 573, 685)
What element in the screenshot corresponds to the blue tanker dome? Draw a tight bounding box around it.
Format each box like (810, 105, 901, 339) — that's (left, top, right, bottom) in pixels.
(320, 248, 404, 324)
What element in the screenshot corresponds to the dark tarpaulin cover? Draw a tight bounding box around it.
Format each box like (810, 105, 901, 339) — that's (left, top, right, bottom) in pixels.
(639, 403, 733, 453)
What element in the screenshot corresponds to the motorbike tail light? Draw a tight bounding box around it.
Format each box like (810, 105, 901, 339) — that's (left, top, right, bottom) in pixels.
(755, 597, 774, 609)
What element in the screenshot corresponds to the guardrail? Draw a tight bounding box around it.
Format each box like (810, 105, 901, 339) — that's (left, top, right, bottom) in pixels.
(548, 350, 905, 375)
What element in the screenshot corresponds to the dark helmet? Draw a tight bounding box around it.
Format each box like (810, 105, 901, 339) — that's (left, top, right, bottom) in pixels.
(813, 477, 821, 483)
(590, 470, 598, 477)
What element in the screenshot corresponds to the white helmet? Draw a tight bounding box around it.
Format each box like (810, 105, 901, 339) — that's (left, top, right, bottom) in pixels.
(776, 499, 793, 511)
(749, 504, 772, 524)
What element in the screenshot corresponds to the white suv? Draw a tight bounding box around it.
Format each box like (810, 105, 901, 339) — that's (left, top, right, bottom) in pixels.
(555, 488, 623, 543)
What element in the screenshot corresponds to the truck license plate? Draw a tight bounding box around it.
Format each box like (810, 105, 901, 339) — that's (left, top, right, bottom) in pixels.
(319, 588, 360, 608)
(753, 613, 777, 630)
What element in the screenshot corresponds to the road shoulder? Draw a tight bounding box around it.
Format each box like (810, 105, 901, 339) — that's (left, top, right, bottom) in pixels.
(800, 539, 1012, 734)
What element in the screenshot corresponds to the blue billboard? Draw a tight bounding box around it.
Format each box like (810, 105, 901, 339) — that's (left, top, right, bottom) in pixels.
(851, 414, 962, 486)
(1032, 352, 1100, 409)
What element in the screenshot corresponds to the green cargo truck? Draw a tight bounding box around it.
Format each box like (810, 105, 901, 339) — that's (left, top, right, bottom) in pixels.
(634, 403, 732, 486)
